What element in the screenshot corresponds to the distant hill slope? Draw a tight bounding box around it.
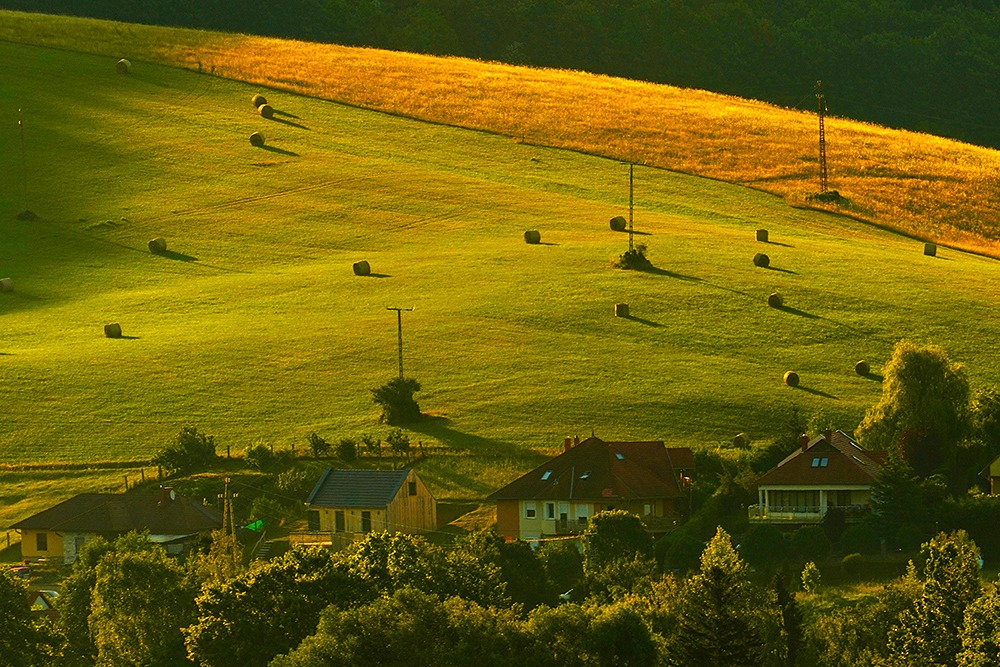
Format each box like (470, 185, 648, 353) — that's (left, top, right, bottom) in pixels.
(1, 10, 999, 259)
(3, 16, 1000, 504)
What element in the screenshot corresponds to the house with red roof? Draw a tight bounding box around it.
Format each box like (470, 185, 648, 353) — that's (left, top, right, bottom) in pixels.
(488, 436, 695, 541)
(749, 430, 885, 525)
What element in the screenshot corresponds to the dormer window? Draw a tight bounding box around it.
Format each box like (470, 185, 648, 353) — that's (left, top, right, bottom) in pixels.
(541, 471, 552, 481)
(580, 471, 591, 479)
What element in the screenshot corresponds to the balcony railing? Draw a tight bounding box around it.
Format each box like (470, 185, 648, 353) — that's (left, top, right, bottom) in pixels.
(748, 504, 871, 522)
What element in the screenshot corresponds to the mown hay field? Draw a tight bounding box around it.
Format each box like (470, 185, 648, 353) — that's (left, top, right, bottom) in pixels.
(2, 23, 1000, 506)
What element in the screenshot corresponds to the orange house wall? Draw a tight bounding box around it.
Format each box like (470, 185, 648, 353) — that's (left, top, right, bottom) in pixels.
(495, 500, 519, 540)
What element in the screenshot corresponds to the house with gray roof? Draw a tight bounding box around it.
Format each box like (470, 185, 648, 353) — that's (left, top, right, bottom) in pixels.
(297, 468, 437, 548)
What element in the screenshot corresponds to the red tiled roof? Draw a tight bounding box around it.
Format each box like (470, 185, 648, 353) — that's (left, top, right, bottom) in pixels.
(11, 492, 222, 534)
(757, 431, 884, 487)
(488, 437, 692, 501)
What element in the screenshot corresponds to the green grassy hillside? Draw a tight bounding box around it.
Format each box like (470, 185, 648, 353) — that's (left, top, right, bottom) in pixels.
(3, 40, 1000, 503)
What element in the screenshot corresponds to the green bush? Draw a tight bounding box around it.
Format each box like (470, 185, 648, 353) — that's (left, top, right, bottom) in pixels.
(372, 377, 422, 424)
(841, 523, 881, 555)
(336, 438, 358, 463)
(840, 553, 864, 581)
(152, 425, 217, 475)
(307, 432, 330, 458)
(801, 561, 821, 594)
(792, 526, 832, 561)
(245, 443, 276, 471)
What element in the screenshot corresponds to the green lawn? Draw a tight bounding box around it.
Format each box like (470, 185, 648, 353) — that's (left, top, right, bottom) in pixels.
(3, 41, 1000, 508)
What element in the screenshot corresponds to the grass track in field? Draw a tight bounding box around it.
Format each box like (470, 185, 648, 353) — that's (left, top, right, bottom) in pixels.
(2, 37, 1000, 508)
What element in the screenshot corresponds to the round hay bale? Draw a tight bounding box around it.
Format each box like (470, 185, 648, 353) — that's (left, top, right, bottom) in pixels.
(249, 131, 265, 147)
(258, 104, 274, 119)
(610, 215, 627, 231)
(755, 229, 769, 242)
(353, 260, 371, 276)
(855, 360, 870, 376)
(783, 371, 800, 387)
(924, 242, 937, 256)
(767, 292, 783, 308)
(753, 252, 770, 268)
(733, 432, 747, 447)
(524, 230, 541, 244)
(104, 323, 123, 339)
(148, 237, 167, 254)
(615, 302, 629, 318)
(251, 94, 268, 108)
(0, 277, 12, 292)
(115, 59, 131, 75)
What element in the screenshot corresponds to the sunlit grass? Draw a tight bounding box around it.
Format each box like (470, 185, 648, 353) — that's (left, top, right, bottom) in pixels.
(1, 10, 999, 256)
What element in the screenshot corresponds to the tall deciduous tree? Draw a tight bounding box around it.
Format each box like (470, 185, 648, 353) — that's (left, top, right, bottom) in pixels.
(857, 340, 970, 478)
(0, 567, 43, 666)
(666, 526, 772, 667)
(581, 509, 654, 575)
(958, 590, 1000, 667)
(889, 530, 982, 667)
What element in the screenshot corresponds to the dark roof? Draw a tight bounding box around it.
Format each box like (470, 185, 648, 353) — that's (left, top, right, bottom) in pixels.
(306, 468, 412, 509)
(756, 431, 884, 487)
(11, 491, 221, 534)
(488, 437, 691, 502)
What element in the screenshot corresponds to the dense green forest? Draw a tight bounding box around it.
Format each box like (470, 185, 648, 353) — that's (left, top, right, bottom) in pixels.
(3, 0, 999, 148)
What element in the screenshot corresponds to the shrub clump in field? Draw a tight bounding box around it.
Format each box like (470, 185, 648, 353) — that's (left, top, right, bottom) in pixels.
(153, 425, 217, 475)
(372, 377, 422, 424)
(616, 243, 653, 271)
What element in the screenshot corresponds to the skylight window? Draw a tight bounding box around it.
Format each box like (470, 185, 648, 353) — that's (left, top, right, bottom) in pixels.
(810, 457, 830, 468)
(541, 471, 552, 481)
(615, 452, 625, 460)
(580, 471, 591, 480)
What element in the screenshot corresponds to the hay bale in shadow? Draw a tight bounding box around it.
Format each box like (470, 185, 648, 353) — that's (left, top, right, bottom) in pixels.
(610, 216, 627, 231)
(783, 371, 800, 387)
(524, 230, 541, 244)
(249, 132, 265, 147)
(353, 260, 371, 276)
(252, 94, 268, 108)
(0, 277, 12, 292)
(753, 252, 770, 268)
(768, 292, 783, 308)
(756, 229, 768, 242)
(104, 323, 122, 339)
(258, 104, 274, 119)
(116, 59, 131, 75)
(615, 302, 629, 317)
(855, 360, 870, 376)
(924, 242, 937, 256)
(733, 432, 747, 447)
(148, 238, 167, 254)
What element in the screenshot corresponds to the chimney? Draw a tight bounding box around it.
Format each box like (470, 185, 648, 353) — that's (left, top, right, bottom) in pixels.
(565, 437, 572, 452)
(799, 434, 809, 451)
(824, 430, 834, 442)
(574, 435, 580, 446)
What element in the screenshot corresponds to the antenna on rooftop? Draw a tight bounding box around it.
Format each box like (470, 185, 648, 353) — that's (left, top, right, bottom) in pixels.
(815, 81, 828, 193)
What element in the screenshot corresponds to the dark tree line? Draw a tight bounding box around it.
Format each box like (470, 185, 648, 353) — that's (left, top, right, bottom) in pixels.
(3, 0, 1000, 148)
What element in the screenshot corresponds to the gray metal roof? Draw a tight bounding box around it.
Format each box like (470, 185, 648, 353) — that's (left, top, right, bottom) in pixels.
(306, 468, 410, 509)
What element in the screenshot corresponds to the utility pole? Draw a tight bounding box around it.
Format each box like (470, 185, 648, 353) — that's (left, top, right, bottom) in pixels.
(628, 162, 634, 252)
(17, 108, 28, 213)
(815, 81, 828, 193)
(386, 306, 413, 379)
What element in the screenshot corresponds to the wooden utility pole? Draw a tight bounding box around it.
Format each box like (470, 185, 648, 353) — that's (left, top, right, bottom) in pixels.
(628, 162, 635, 252)
(17, 108, 28, 213)
(386, 306, 413, 379)
(815, 81, 828, 193)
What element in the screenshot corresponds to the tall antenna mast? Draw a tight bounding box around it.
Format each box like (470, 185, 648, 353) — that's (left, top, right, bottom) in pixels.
(386, 306, 414, 379)
(815, 80, 828, 193)
(628, 162, 634, 252)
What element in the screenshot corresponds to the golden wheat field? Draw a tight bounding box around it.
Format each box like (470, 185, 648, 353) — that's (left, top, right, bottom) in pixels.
(1, 9, 999, 257)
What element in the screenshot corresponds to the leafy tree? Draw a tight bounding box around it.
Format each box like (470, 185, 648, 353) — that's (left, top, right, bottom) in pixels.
(801, 561, 821, 594)
(581, 509, 654, 575)
(243, 442, 275, 471)
(958, 590, 1000, 667)
(372, 377, 422, 424)
(306, 432, 330, 458)
(740, 523, 788, 571)
(857, 340, 971, 479)
(525, 601, 656, 667)
(888, 530, 982, 667)
(841, 522, 881, 556)
(791, 525, 831, 562)
(55, 536, 115, 667)
(665, 526, 771, 667)
(536, 538, 584, 597)
(360, 433, 381, 458)
(0, 566, 43, 666)
(775, 574, 803, 667)
(89, 541, 196, 666)
(184, 546, 367, 667)
(386, 428, 410, 460)
(153, 425, 217, 475)
(336, 437, 358, 462)
(453, 530, 553, 609)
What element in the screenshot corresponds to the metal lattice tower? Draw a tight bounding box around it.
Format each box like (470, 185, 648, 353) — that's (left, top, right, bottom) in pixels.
(815, 80, 828, 192)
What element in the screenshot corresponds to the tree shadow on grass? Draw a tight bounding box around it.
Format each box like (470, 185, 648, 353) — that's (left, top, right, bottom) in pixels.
(158, 250, 198, 262)
(409, 415, 520, 457)
(776, 305, 820, 319)
(259, 145, 299, 157)
(794, 385, 838, 399)
(622, 314, 663, 328)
